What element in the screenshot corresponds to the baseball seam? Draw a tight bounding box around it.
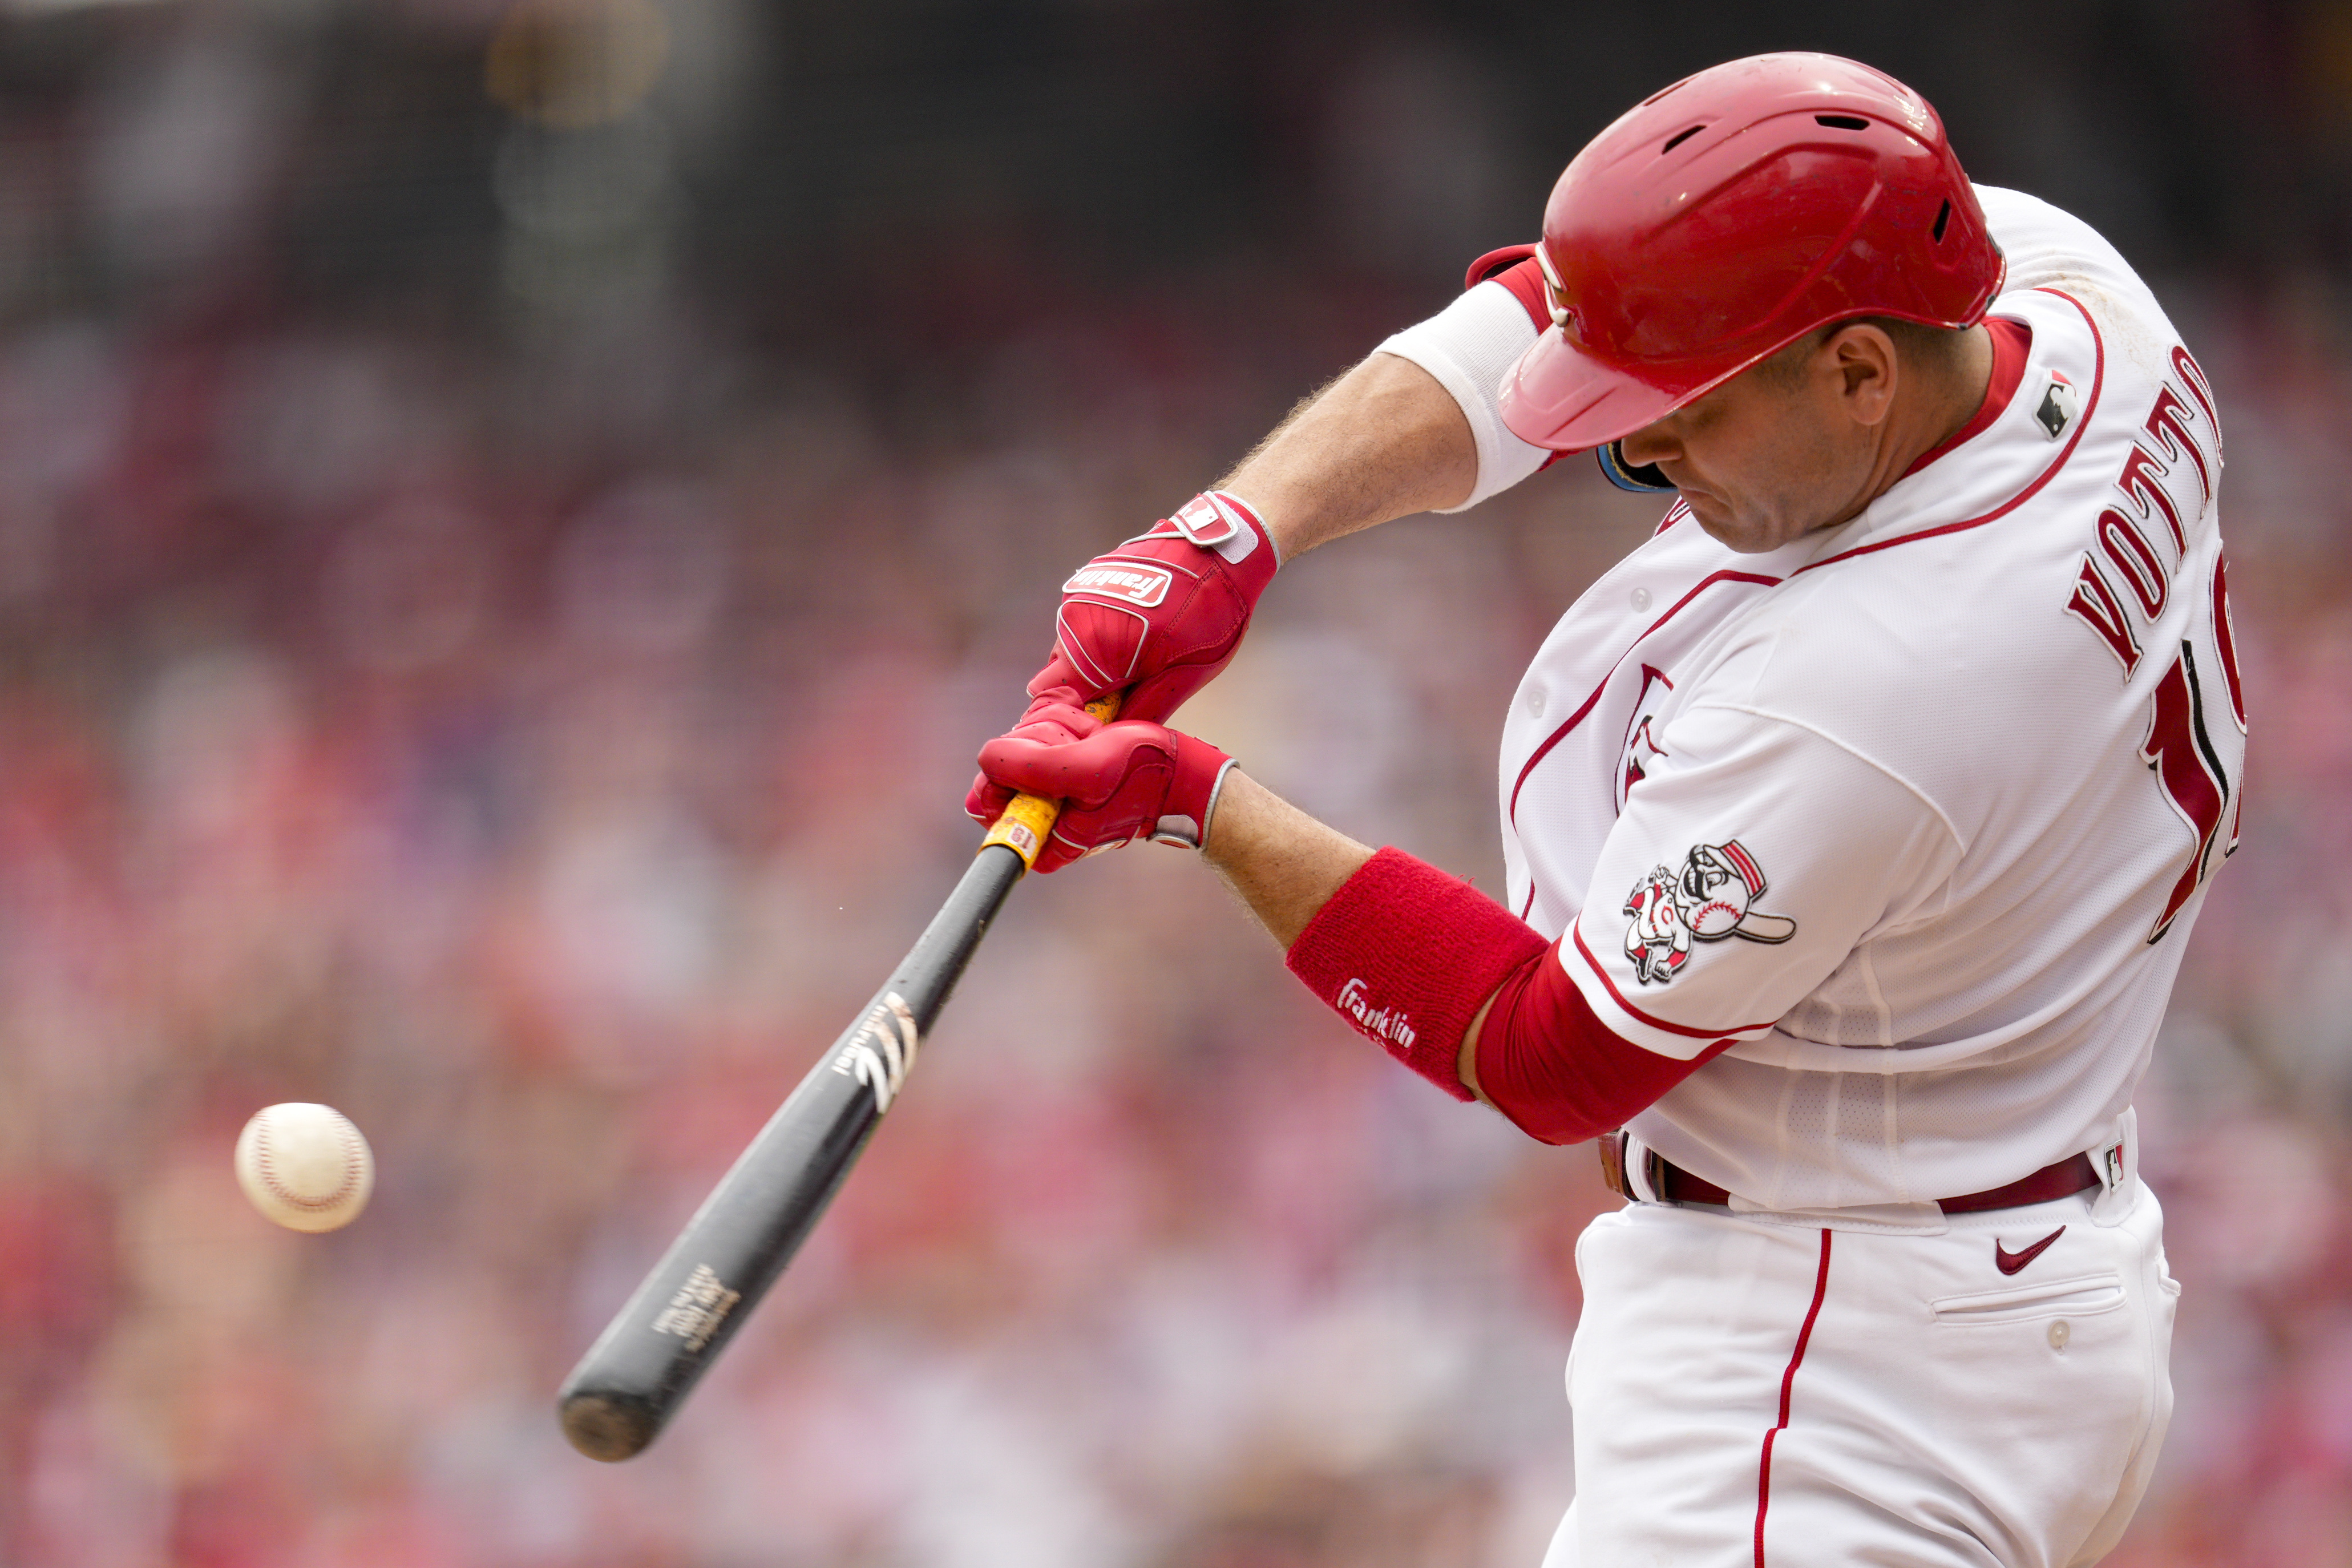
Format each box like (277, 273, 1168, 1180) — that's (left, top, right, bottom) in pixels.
(253, 1116, 365, 1210)
(1693, 898, 1741, 933)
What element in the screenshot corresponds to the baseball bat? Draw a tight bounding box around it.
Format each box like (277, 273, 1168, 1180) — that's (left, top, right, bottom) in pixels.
(555, 697, 1115, 1462)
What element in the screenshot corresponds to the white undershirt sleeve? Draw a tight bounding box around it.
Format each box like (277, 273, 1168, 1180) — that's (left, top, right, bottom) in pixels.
(1375, 281, 1554, 514)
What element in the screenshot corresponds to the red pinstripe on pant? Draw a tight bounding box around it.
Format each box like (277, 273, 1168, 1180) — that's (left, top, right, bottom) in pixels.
(1755, 1230, 1834, 1567)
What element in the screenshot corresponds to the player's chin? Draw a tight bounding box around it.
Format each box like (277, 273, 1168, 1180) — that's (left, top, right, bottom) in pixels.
(1679, 490, 1752, 548)
(1683, 493, 1797, 555)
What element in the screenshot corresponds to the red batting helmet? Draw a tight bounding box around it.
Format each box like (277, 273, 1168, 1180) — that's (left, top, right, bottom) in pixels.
(1499, 52, 2003, 453)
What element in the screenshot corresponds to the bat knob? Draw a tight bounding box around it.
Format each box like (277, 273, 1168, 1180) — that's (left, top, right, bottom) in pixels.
(559, 1391, 660, 1462)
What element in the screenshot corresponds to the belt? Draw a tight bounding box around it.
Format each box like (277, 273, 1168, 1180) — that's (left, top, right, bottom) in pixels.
(1599, 1134, 2103, 1215)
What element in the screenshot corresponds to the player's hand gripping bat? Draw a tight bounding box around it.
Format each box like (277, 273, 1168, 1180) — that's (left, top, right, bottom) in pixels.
(555, 697, 1117, 1461)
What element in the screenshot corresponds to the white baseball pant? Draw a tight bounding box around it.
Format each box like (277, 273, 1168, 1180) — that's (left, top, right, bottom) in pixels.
(1542, 1179, 2177, 1566)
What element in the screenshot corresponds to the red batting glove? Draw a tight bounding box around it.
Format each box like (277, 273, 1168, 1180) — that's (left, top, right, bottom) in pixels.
(965, 688, 1089, 836)
(1028, 491, 1279, 725)
(967, 692, 1235, 873)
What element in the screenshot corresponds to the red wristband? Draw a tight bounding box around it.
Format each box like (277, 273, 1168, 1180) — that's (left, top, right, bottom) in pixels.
(1284, 847, 1548, 1102)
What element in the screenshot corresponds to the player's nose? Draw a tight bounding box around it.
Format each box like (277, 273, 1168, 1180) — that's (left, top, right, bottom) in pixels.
(1616, 419, 1680, 471)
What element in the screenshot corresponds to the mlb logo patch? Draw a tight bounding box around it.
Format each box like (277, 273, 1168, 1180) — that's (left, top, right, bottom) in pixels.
(2034, 371, 2078, 440)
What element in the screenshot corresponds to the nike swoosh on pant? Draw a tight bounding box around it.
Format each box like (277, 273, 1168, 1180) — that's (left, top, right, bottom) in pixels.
(1994, 1226, 2066, 1276)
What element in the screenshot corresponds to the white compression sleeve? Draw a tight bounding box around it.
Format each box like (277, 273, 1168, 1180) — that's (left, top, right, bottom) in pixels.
(1375, 281, 1554, 514)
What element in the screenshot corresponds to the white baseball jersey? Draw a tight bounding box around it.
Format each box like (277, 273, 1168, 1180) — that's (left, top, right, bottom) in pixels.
(1380, 187, 2243, 1213)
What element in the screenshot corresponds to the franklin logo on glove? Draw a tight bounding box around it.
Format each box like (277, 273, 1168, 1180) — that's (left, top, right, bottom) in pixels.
(1003, 489, 1280, 729)
(1063, 562, 1174, 608)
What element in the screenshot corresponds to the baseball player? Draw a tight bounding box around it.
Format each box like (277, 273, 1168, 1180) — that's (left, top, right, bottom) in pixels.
(969, 52, 2240, 1566)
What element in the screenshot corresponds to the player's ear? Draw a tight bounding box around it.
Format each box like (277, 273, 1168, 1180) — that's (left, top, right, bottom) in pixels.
(1827, 324, 1900, 427)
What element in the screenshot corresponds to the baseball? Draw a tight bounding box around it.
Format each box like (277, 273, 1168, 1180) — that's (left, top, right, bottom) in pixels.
(1687, 898, 1747, 939)
(233, 1103, 375, 1232)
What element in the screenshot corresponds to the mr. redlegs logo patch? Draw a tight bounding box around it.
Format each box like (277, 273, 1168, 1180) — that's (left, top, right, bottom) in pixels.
(1064, 561, 1173, 608)
(1623, 838, 1796, 985)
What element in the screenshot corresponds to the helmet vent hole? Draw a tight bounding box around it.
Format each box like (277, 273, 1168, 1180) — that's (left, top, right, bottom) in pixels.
(1660, 124, 1706, 153)
(1814, 114, 1869, 130)
(1933, 199, 1953, 243)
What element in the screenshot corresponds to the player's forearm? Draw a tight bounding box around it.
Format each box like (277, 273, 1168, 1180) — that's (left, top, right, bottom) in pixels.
(1199, 774, 1506, 1105)
(1197, 774, 1708, 1135)
(1199, 770, 1375, 948)
(1218, 351, 1477, 560)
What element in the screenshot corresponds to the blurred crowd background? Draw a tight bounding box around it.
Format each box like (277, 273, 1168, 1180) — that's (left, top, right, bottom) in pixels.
(0, 1, 2347, 1564)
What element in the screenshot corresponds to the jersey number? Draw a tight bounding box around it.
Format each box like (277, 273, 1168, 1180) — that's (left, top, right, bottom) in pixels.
(2140, 632, 2241, 942)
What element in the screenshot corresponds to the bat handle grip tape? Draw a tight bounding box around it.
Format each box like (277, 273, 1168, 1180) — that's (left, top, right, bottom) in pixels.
(977, 693, 1122, 868)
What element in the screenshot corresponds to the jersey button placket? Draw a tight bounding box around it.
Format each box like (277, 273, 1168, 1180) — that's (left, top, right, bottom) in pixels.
(1630, 586, 1652, 612)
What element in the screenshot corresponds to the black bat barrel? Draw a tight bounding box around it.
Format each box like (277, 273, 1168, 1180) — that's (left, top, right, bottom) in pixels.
(556, 843, 1028, 1461)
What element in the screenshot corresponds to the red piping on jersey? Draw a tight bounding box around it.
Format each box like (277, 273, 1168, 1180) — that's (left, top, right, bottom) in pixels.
(1795, 290, 2106, 575)
(1570, 923, 1780, 1041)
(1510, 292, 2098, 922)
(1755, 1230, 1834, 1568)
(1896, 315, 2031, 478)
(1506, 560, 1786, 838)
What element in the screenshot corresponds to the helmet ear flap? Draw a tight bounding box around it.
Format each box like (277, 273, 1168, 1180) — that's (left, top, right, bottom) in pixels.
(1598, 442, 1675, 493)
